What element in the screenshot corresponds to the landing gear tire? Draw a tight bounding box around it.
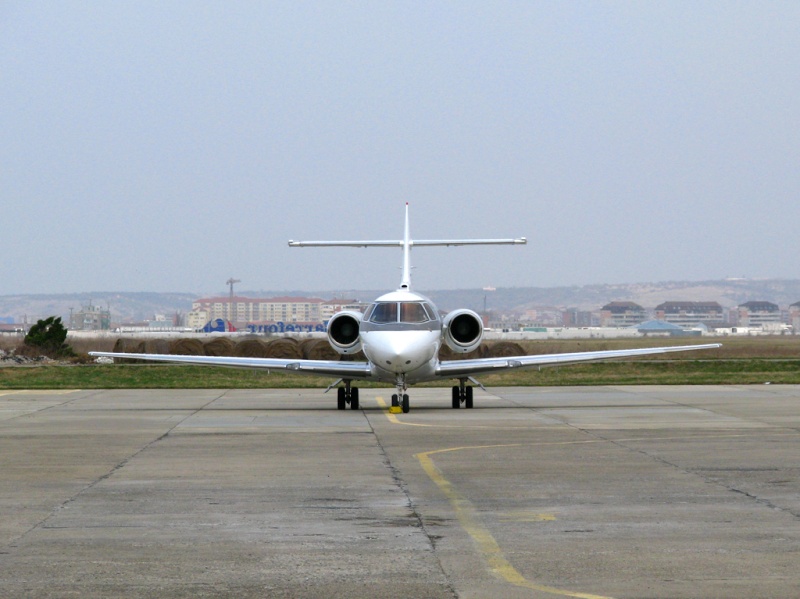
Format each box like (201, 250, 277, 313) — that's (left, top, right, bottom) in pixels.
(402, 394, 410, 414)
(452, 382, 474, 409)
(391, 394, 399, 407)
(337, 384, 358, 410)
(337, 387, 346, 410)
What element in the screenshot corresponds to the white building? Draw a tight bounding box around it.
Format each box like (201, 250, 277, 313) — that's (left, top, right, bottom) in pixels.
(187, 295, 367, 329)
(736, 301, 781, 327)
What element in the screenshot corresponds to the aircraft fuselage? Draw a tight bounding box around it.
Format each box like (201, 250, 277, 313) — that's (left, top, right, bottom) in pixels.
(359, 289, 443, 384)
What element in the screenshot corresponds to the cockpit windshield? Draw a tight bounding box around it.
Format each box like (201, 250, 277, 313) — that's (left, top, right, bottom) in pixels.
(400, 302, 429, 323)
(368, 302, 398, 323)
(367, 302, 433, 324)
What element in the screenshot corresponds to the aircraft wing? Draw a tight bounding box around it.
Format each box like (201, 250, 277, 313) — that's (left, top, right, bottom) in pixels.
(88, 352, 373, 379)
(435, 343, 722, 379)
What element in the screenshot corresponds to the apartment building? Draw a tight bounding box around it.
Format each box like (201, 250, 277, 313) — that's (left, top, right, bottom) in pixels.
(788, 301, 800, 331)
(599, 301, 647, 327)
(320, 299, 363, 321)
(190, 296, 324, 323)
(654, 301, 723, 328)
(70, 302, 111, 331)
(188, 295, 366, 329)
(735, 301, 781, 327)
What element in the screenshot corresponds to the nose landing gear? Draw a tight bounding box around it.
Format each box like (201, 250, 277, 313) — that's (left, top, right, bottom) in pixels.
(391, 393, 410, 413)
(391, 375, 410, 413)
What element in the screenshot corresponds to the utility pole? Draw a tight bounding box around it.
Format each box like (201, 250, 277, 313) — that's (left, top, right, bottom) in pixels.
(226, 278, 241, 322)
(482, 286, 495, 326)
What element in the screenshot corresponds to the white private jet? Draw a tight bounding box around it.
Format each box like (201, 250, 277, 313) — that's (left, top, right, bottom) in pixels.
(90, 204, 721, 413)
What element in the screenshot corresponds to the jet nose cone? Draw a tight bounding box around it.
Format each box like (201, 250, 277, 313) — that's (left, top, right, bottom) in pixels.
(382, 339, 416, 369)
(365, 331, 437, 373)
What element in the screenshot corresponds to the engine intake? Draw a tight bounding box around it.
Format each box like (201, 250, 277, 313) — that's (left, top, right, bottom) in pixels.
(442, 309, 483, 353)
(327, 311, 363, 355)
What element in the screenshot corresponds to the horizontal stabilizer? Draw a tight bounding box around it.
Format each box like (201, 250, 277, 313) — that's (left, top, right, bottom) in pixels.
(412, 238, 527, 246)
(288, 240, 402, 247)
(288, 238, 526, 247)
(289, 237, 528, 248)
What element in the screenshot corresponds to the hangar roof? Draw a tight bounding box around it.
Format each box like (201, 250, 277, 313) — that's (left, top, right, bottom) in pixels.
(635, 319, 685, 331)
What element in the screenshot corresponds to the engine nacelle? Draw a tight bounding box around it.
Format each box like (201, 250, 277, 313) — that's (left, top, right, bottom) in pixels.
(326, 311, 363, 355)
(442, 309, 484, 353)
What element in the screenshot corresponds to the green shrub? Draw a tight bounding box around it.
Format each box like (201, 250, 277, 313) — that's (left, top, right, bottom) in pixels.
(23, 316, 75, 357)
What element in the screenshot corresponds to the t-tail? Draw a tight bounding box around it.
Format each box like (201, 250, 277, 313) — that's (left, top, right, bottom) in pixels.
(288, 203, 527, 290)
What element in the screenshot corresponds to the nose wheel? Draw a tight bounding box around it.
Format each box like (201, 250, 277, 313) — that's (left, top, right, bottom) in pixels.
(391, 375, 410, 413)
(337, 382, 359, 410)
(391, 393, 410, 413)
(451, 381, 473, 409)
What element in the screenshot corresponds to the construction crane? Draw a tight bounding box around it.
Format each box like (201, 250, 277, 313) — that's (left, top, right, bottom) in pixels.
(226, 278, 241, 322)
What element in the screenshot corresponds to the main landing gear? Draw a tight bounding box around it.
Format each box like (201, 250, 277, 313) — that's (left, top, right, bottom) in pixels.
(337, 381, 359, 410)
(452, 379, 473, 409)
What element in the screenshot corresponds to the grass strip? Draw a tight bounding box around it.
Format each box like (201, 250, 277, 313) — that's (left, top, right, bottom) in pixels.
(2, 359, 799, 390)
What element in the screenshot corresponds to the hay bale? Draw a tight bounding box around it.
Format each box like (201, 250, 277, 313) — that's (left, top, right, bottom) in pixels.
(110, 338, 146, 363)
(438, 344, 456, 361)
(204, 337, 235, 356)
(264, 337, 303, 359)
(143, 338, 171, 355)
(113, 338, 145, 354)
(168, 338, 205, 356)
(234, 339, 270, 358)
(487, 341, 525, 358)
(301, 338, 339, 360)
(438, 343, 488, 361)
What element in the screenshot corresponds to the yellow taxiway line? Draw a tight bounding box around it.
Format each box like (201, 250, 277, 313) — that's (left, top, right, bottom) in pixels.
(379, 397, 796, 598)
(376, 396, 438, 426)
(375, 395, 615, 598)
(415, 444, 616, 599)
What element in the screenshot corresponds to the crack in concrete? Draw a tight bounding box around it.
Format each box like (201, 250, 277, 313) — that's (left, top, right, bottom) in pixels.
(361, 407, 459, 598)
(506, 390, 800, 520)
(5, 390, 231, 549)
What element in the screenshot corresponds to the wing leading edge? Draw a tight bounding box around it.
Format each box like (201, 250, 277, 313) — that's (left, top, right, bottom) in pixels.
(88, 352, 373, 379)
(91, 342, 721, 384)
(435, 343, 722, 379)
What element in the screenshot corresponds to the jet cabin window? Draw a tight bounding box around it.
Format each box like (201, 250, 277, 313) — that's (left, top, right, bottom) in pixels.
(368, 302, 431, 324)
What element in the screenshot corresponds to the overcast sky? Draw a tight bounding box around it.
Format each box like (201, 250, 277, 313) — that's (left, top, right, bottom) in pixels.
(2, 2, 799, 295)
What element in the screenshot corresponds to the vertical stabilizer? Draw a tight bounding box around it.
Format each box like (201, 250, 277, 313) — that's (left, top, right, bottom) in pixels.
(400, 203, 412, 291)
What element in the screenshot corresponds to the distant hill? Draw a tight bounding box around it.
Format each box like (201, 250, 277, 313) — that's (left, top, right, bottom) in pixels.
(0, 292, 196, 325)
(2, 279, 799, 324)
(245, 280, 800, 313)
(424, 279, 800, 313)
